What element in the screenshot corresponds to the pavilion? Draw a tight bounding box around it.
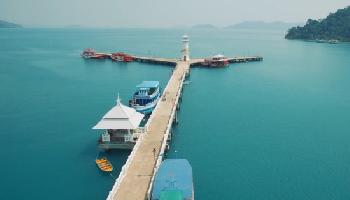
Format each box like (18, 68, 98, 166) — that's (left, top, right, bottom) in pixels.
(93, 95, 145, 149)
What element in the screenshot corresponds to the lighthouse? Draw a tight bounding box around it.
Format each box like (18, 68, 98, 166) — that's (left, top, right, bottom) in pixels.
(181, 34, 190, 61)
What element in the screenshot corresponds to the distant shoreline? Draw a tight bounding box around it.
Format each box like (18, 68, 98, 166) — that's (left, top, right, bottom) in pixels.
(285, 38, 349, 44)
(0, 20, 22, 28)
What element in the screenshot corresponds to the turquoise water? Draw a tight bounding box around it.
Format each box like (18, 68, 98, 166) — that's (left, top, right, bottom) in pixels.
(1, 28, 350, 199)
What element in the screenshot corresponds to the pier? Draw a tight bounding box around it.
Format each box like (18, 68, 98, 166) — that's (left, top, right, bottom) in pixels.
(106, 60, 189, 200)
(190, 56, 263, 67)
(133, 56, 178, 66)
(90, 35, 263, 200)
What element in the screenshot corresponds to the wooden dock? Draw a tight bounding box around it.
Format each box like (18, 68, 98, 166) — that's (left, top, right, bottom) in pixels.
(105, 56, 262, 200)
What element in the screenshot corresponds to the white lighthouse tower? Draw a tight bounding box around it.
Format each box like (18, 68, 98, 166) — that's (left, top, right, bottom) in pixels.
(181, 34, 190, 61)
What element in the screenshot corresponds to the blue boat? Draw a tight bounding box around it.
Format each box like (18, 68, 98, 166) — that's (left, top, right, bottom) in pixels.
(151, 159, 194, 200)
(129, 81, 161, 115)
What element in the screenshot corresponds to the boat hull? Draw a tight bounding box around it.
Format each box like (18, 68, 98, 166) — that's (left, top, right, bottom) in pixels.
(132, 96, 160, 115)
(95, 157, 113, 172)
(130, 81, 161, 115)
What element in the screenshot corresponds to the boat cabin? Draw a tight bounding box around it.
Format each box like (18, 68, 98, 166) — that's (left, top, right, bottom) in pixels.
(93, 96, 145, 150)
(212, 54, 227, 61)
(111, 52, 134, 62)
(129, 81, 161, 114)
(81, 48, 96, 58)
(202, 54, 229, 67)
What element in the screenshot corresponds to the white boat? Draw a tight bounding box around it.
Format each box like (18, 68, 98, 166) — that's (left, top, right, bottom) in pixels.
(129, 81, 161, 115)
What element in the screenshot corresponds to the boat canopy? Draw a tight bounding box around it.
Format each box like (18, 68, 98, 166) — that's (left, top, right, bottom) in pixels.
(137, 81, 159, 89)
(93, 97, 144, 130)
(213, 54, 226, 59)
(151, 159, 193, 200)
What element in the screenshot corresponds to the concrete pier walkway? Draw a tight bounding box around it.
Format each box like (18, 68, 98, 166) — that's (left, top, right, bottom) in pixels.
(106, 61, 190, 200)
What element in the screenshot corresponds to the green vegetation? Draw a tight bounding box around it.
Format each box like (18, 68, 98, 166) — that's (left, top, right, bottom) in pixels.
(285, 6, 350, 42)
(0, 20, 21, 28)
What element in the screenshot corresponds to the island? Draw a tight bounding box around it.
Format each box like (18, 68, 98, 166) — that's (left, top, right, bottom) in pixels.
(0, 20, 22, 28)
(285, 6, 350, 42)
(192, 24, 217, 29)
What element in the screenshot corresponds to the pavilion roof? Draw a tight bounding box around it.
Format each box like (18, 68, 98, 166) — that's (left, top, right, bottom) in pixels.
(93, 96, 144, 130)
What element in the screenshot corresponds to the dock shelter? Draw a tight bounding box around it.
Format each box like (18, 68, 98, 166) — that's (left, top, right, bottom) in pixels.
(93, 96, 144, 149)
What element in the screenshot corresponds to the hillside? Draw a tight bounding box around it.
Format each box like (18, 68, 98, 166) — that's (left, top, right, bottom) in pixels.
(285, 6, 350, 41)
(0, 20, 22, 28)
(192, 24, 217, 29)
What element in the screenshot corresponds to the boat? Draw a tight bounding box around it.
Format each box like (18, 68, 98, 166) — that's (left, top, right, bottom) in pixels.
(81, 48, 110, 60)
(314, 39, 339, 44)
(201, 54, 229, 67)
(328, 39, 339, 44)
(129, 81, 161, 115)
(95, 157, 113, 172)
(111, 52, 135, 62)
(151, 159, 194, 200)
(81, 48, 96, 58)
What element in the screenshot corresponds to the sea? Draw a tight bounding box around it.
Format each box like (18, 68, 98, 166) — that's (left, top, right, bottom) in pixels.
(0, 28, 350, 200)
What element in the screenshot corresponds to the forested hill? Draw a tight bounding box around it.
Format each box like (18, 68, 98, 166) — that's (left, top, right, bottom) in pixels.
(285, 6, 350, 41)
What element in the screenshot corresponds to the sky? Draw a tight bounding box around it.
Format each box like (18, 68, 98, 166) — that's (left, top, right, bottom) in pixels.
(1, 0, 349, 27)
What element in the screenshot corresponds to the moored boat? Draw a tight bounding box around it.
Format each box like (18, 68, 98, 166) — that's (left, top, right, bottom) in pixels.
(95, 157, 113, 172)
(111, 52, 135, 62)
(151, 159, 194, 200)
(201, 54, 229, 67)
(314, 39, 340, 44)
(129, 81, 161, 115)
(81, 48, 96, 58)
(81, 48, 110, 59)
